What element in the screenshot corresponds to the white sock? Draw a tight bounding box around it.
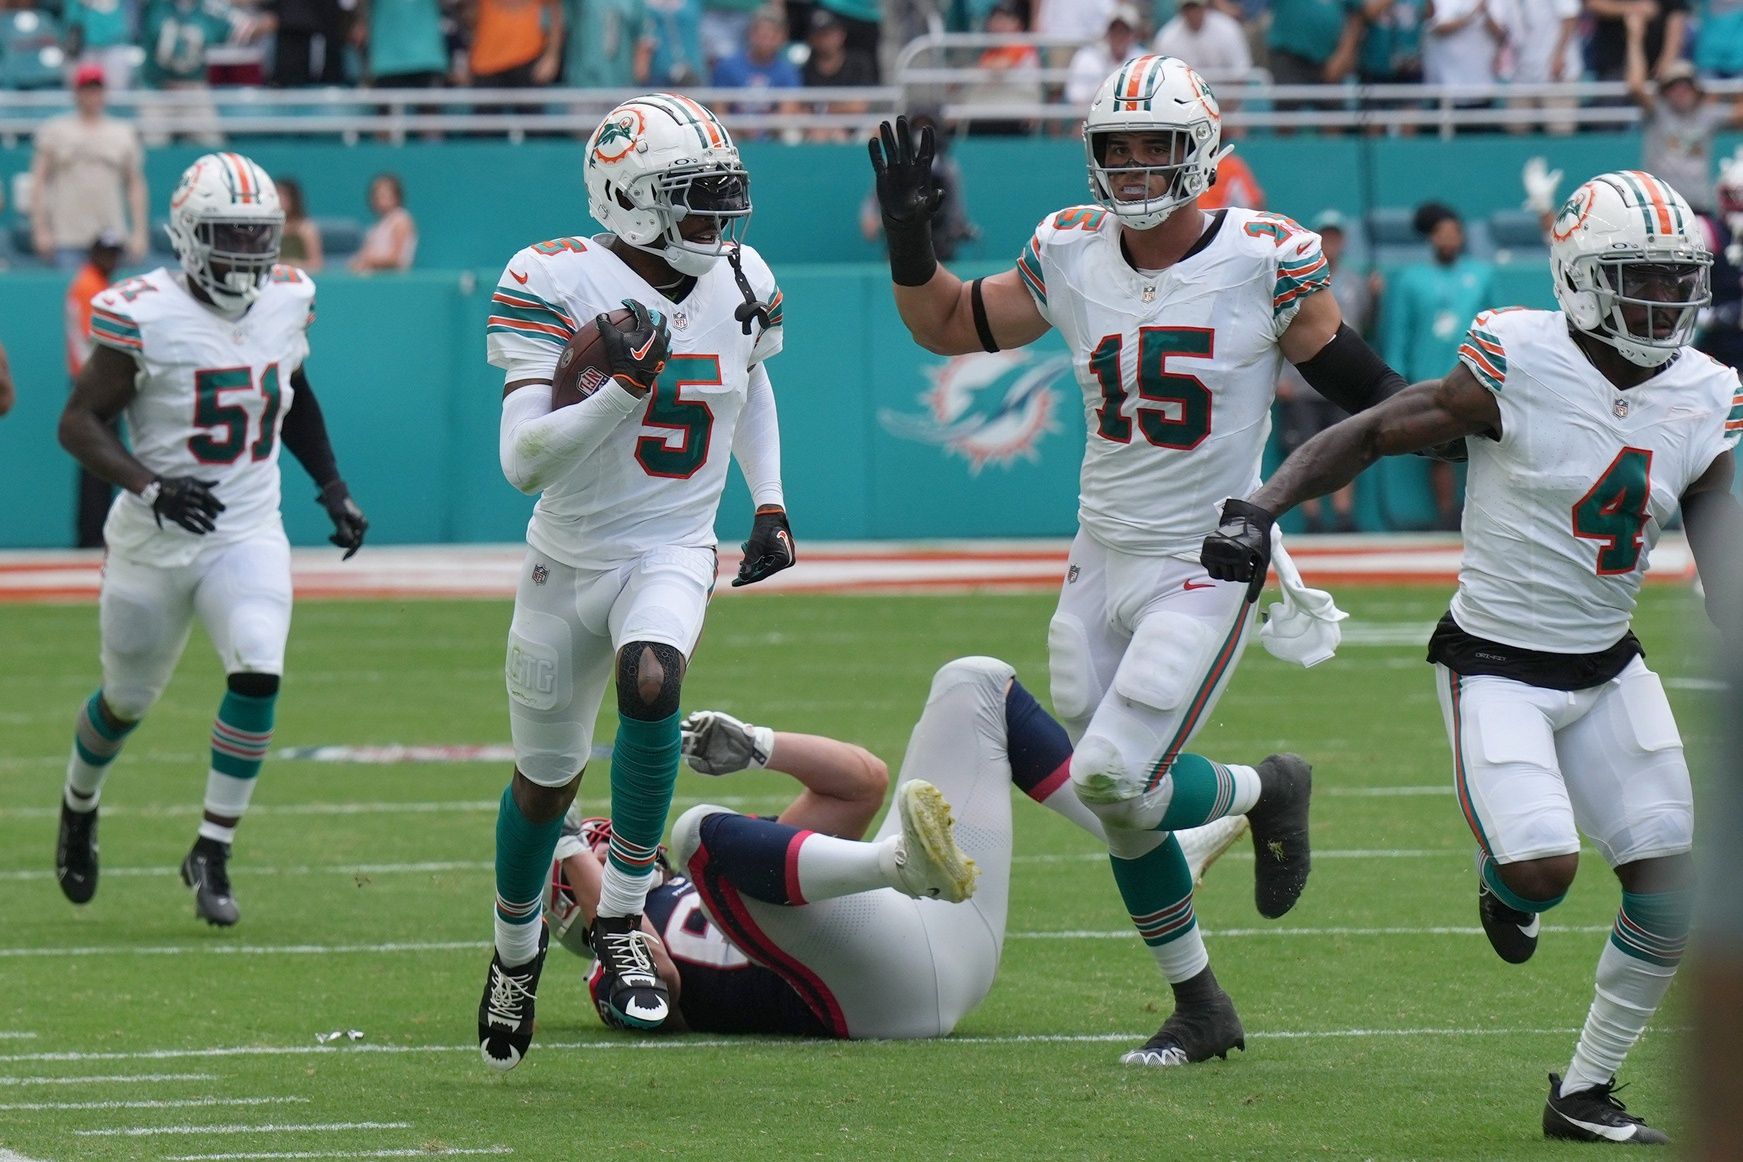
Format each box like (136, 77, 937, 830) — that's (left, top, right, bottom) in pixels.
(1151, 927, 1211, 984)
(596, 862, 654, 920)
(199, 770, 256, 844)
(493, 916, 542, 967)
(1226, 763, 1262, 815)
(782, 831, 892, 901)
(198, 820, 237, 845)
(1562, 940, 1677, 1095)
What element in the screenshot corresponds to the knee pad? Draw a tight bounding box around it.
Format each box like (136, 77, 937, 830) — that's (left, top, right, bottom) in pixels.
(617, 640, 685, 720)
(226, 672, 280, 698)
(1114, 611, 1218, 713)
(1048, 614, 1095, 723)
(670, 802, 734, 869)
(102, 680, 161, 724)
(506, 611, 572, 714)
(930, 656, 1014, 699)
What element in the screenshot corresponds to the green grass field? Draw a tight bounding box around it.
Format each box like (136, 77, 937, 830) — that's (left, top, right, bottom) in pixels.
(0, 586, 1718, 1161)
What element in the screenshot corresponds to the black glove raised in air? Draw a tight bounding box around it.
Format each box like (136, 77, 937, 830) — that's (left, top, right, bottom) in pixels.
(868, 116, 944, 286)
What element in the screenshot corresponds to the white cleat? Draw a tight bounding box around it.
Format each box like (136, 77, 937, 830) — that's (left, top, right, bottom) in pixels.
(884, 780, 978, 903)
(1177, 815, 1250, 887)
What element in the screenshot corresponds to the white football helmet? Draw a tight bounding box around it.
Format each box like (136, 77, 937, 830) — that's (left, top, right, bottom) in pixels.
(584, 93, 750, 276)
(1083, 55, 1231, 230)
(1550, 171, 1711, 367)
(165, 152, 284, 314)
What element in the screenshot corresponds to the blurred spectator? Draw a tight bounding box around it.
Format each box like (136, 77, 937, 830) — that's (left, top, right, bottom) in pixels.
(263, 0, 348, 85)
(1035, 0, 1116, 55)
(860, 110, 976, 260)
(1586, 0, 1685, 83)
(1497, 0, 1581, 133)
(1066, 5, 1146, 109)
(645, 0, 706, 85)
(1153, 0, 1251, 74)
(355, 0, 450, 86)
(0, 343, 12, 419)
(1420, 0, 1505, 108)
(64, 0, 136, 90)
(962, 1, 1041, 136)
(350, 173, 417, 272)
(1628, 43, 1743, 214)
(65, 231, 124, 548)
(1697, 151, 1743, 367)
(1275, 210, 1376, 533)
(1696, 0, 1743, 79)
(465, 0, 563, 87)
(139, 0, 245, 146)
(788, 1, 881, 74)
(565, 0, 654, 87)
(1199, 149, 1263, 208)
(1267, 0, 1362, 102)
(711, 6, 803, 134)
(1358, 0, 1424, 85)
(276, 177, 324, 271)
(1382, 201, 1493, 531)
(29, 67, 148, 268)
(802, 8, 876, 141)
(700, 0, 762, 69)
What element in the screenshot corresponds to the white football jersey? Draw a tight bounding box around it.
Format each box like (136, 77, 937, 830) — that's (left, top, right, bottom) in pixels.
(90, 266, 315, 566)
(1018, 205, 1331, 556)
(486, 235, 782, 568)
(1452, 307, 1741, 653)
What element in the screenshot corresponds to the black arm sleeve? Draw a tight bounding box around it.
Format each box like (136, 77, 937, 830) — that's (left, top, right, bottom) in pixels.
(281, 368, 342, 489)
(1293, 323, 1408, 415)
(1683, 484, 1743, 633)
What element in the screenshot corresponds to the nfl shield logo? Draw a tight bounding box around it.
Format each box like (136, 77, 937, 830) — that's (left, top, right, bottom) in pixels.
(1613, 397, 1629, 418)
(531, 563, 548, 586)
(672, 309, 689, 330)
(1067, 564, 1080, 584)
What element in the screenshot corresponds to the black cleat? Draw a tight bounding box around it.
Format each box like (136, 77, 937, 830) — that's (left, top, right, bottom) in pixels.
(1247, 753, 1312, 918)
(56, 801, 99, 904)
(1543, 1073, 1670, 1145)
(179, 837, 240, 927)
(587, 914, 670, 1030)
(1477, 852, 1539, 964)
(478, 924, 548, 1071)
(1121, 988, 1246, 1067)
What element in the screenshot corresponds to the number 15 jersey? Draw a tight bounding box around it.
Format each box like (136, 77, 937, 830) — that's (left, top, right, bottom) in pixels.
(89, 266, 315, 567)
(1018, 205, 1331, 557)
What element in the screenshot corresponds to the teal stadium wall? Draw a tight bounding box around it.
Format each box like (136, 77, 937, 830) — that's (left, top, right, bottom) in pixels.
(0, 131, 1719, 548)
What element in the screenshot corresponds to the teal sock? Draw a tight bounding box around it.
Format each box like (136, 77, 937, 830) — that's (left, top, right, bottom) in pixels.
(599, 709, 681, 917)
(65, 689, 139, 805)
(1155, 754, 1239, 831)
(1481, 851, 1566, 914)
(1609, 889, 1691, 968)
(493, 782, 562, 965)
(200, 688, 277, 844)
(1110, 833, 1209, 983)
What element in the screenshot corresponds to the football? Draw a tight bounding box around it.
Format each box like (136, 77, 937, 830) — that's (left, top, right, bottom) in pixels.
(551, 307, 635, 409)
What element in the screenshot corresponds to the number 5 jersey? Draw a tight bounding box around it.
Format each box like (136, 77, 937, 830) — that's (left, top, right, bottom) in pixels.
(89, 266, 316, 567)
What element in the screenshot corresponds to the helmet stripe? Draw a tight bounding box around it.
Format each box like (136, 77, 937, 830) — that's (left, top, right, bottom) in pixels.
(1602, 173, 1657, 237)
(223, 153, 256, 204)
(634, 94, 710, 150)
(1627, 170, 1683, 233)
(666, 92, 725, 147)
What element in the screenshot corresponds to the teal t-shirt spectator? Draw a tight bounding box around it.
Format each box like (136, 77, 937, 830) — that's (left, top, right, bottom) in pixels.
(364, 0, 447, 81)
(66, 0, 132, 50)
(1359, 0, 1424, 81)
(646, 0, 704, 85)
(1269, 0, 1360, 65)
(141, 0, 237, 85)
(1382, 207, 1496, 382)
(565, 0, 653, 86)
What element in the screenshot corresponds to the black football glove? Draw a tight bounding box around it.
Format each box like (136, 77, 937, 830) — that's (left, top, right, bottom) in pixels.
(732, 505, 795, 588)
(1200, 498, 1277, 603)
(146, 475, 225, 534)
(868, 115, 944, 228)
(1412, 437, 1470, 463)
(317, 479, 368, 560)
(598, 298, 671, 397)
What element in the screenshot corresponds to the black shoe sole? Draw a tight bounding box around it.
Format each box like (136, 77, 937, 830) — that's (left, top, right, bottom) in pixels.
(1250, 754, 1312, 919)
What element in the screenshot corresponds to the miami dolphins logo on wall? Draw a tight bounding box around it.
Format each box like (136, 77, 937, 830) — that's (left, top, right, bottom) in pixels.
(880, 350, 1068, 474)
(591, 108, 645, 166)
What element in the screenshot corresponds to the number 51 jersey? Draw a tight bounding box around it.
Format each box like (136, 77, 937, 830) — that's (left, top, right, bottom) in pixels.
(486, 236, 783, 569)
(89, 266, 315, 567)
(1453, 307, 1742, 653)
(1017, 205, 1331, 557)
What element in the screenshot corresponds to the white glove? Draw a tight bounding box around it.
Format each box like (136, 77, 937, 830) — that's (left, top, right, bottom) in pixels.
(1522, 157, 1564, 215)
(680, 710, 775, 776)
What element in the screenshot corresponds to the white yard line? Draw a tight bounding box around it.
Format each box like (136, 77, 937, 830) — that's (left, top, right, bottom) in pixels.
(0, 862, 492, 883)
(1011, 925, 1610, 939)
(0, 1072, 216, 1086)
(75, 1122, 410, 1139)
(0, 1096, 307, 1112)
(0, 1035, 35, 1041)
(1012, 849, 1455, 863)
(165, 1151, 512, 1161)
(0, 795, 785, 822)
(0, 1150, 53, 1162)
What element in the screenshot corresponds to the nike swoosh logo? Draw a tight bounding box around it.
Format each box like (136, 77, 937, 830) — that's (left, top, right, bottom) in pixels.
(629, 332, 658, 361)
(1183, 579, 1217, 591)
(509, 269, 529, 285)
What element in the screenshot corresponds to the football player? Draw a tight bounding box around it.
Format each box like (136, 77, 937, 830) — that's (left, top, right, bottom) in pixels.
(480, 94, 795, 1070)
(545, 658, 1251, 1039)
(54, 152, 368, 927)
(868, 56, 1410, 1066)
(1202, 171, 1743, 1145)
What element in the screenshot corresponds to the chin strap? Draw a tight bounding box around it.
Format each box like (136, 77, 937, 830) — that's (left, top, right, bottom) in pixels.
(726, 245, 772, 336)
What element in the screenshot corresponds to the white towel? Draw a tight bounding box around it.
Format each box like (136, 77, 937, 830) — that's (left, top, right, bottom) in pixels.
(1257, 530, 1348, 668)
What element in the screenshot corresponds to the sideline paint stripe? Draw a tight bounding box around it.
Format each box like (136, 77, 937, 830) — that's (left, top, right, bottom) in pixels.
(0, 1096, 308, 1112)
(0, 1072, 216, 1086)
(0, 794, 785, 821)
(166, 1151, 513, 1161)
(77, 1122, 411, 1138)
(0, 925, 1613, 960)
(1, 1027, 1596, 1068)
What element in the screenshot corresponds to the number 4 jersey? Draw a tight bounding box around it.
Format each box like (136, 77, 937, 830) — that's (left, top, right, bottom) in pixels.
(486, 236, 782, 568)
(1451, 307, 1741, 654)
(89, 266, 315, 567)
(1018, 205, 1331, 557)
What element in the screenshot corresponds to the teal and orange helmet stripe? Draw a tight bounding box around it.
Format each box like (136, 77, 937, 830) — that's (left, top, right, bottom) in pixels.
(627, 92, 731, 152)
(215, 152, 267, 206)
(1112, 54, 1169, 111)
(1602, 170, 1686, 237)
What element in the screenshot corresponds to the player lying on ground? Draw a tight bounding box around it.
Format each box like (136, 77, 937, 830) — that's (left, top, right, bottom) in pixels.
(54, 152, 367, 928)
(1202, 170, 1743, 1146)
(546, 657, 1250, 1040)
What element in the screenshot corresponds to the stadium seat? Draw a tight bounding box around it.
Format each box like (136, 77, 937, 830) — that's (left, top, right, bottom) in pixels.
(1366, 207, 1430, 267)
(1488, 209, 1548, 250)
(316, 217, 364, 258)
(0, 10, 68, 91)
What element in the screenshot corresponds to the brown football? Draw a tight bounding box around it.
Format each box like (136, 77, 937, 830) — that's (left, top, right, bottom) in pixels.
(551, 307, 635, 409)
